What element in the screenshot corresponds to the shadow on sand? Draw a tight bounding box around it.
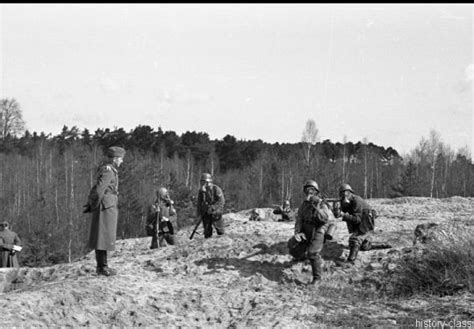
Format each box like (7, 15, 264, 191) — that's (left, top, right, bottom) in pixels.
(194, 240, 346, 283)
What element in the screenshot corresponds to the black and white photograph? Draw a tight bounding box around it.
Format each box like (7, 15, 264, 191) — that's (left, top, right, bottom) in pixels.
(0, 3, 473, 327)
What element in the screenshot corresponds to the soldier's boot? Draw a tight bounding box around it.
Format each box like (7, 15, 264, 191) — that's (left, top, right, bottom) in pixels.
(347, 244, 360, 264)
(309, 257, 322, 285)
(97, 250, 116, 276)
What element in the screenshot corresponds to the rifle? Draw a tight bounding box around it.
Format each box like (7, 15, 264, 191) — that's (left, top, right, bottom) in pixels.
(189, 217, 202, 240)
(321, 197, 341, 203)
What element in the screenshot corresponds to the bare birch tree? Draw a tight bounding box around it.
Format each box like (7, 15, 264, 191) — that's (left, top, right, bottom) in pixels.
(301, 119, 319, 166)
(0, 98, 25, 139)
(426, 130, 442, 198)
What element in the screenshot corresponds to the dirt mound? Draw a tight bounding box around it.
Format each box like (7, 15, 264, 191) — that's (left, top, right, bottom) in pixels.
(0, 197, 473, 327)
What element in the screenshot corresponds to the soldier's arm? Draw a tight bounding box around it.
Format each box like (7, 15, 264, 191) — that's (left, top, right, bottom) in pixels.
(94, 167, 114, 202)
(146, 204, 158, 225)
(210, 186, 225, 214)
(196, 192, 203, 217)
(13, 233, 21, 246)
(342, 201, 363, 224)
(168, 204, 178, 222)
(314, 203, 330, 224)
(294, 207, 303, 235)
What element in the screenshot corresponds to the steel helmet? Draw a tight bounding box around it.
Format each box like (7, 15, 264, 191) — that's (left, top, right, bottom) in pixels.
(303, 180, 319, 192)
(200, 173, 212, 182)
(339, 183, 354, 194)
(157, 187, 168, 199)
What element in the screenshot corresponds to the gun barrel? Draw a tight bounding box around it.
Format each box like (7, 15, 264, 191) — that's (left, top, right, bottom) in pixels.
(189, 217, 203, 240)
(324, 198, 340, 203)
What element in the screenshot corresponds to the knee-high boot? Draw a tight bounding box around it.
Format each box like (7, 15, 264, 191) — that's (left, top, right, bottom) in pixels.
(96, 250, 116, 276)
(309, 257, 322, 284)
(347, 244, 360, 263)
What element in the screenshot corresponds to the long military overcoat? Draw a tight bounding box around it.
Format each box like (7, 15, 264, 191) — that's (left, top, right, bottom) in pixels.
(87, 163, 119, 251)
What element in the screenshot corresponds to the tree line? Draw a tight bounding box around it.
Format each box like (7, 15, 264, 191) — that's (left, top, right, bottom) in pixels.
(0, 98, 472, 267)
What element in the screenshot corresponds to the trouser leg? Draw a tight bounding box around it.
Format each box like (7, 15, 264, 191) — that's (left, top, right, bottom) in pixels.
(307, 227, 325, 283)
(202, 215, 213, 238)
(348, 233, 365, 262)
(159, 233, 166, 247)
(95, 249, 107, 271)
(213, 216, 225, 235)
(165, 233, 176, 246)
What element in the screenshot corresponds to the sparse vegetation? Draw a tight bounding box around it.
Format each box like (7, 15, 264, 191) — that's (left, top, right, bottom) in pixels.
(384, 229, 474, 297)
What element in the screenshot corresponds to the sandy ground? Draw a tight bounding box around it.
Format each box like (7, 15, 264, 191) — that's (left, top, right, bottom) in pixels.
(0, 197, 473, 327)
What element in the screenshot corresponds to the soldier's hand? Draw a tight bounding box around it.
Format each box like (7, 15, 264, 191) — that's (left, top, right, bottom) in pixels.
(294, 232, 306, 242)
(162, 216, 169, 222)
(310, 195, 321, 204)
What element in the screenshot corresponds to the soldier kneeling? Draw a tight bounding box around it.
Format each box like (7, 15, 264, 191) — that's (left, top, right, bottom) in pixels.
(290, 180, 333, 285)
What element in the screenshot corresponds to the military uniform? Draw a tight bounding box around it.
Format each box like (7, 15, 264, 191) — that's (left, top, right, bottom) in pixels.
(146, 198, 177, 248)
(341, 194, 375, 259)
(197, 183, 225, 238)
(85, 146, 125, 276)
(0, 223, 21, 268)
(294, 199, 330, 281)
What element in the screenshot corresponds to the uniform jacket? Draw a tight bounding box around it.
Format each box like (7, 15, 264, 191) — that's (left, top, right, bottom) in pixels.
(87, 162, 119, 251)
(340, 194, 373, 234)
(197, 184, 225, 217)
(294, 200, 330, 235)
(0, 229, 22, 268)
(147, 199, 177, 234)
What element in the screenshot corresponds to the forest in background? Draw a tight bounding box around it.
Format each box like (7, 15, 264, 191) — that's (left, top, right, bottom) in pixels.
(0, 98, 472, 266)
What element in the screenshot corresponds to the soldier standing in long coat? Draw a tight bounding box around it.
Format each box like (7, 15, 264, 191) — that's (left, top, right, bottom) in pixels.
(0, 222, 22, 268)
(84, 146, 125, 276)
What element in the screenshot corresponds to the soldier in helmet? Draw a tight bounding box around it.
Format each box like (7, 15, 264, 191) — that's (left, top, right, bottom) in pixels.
(273, 200, 293, 222)
(84, 146, 125, 276)
(337, 183, 375, 265)
(196, 173, 225, 238)
(291, 179, 331, 285)
(146, 187, 177, 249)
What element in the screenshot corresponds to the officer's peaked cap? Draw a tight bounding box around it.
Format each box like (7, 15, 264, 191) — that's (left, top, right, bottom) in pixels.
(107, 146, 126, 158)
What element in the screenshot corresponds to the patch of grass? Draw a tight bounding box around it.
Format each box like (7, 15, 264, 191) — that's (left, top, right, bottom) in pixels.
(384, 233, 474, 297)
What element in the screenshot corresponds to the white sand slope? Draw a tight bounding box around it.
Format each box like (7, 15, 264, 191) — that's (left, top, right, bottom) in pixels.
(1, 197, 473, 327)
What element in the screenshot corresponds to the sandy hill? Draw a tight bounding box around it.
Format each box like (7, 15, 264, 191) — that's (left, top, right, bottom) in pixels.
(0, 197, 473, 327)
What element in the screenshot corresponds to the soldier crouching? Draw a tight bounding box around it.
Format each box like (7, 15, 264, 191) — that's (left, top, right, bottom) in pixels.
(338, 184, 375, 264)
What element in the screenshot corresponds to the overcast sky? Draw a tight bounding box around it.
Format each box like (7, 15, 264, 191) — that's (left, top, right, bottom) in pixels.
(1, 4, 472, 156)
